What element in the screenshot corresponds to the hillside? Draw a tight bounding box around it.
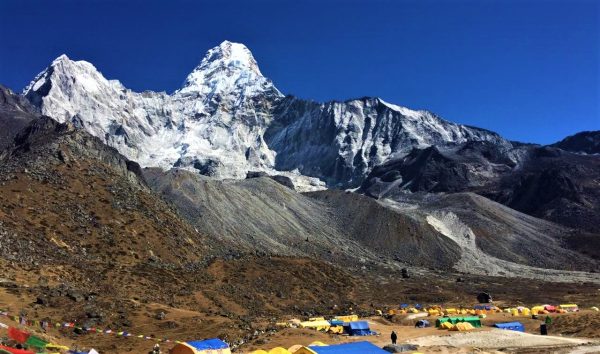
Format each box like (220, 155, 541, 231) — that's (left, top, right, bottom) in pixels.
(144, 168, 600, 281)
(360, 142, 600, 233)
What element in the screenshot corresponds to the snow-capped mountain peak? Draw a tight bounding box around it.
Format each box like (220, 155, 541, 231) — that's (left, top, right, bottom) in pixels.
(177, 40, 278, 97)
(200, 40, 261, 75)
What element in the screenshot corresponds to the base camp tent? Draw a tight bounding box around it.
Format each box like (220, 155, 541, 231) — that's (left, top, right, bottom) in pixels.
(287, 345, 303, 352)
(333, 315, 358, 322)
(559, 304, 579, 312)
(328, 320, 344, 326)
(415, 320, 430, 328)
(494, 322, 525, 332)
(299, 320, 331, 331)
(294, 341, 388, 354)
(343, 321, 373, 336)
(440, 321, 453, 330)
(474, 304, 493, 310)
(436, 317, 481, 328)
(450, 322, 475, 331)
(169, 338, 231, 354)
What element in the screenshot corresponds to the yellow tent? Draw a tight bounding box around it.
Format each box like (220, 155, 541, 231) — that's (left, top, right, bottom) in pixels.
(308, 317, 325, 321)
(559, 304, 579, 312)
(451, 322, 475, 331)
(299, 320, 330, 331)
(328, 326, 344, 334)
(308, 341, 327, 346)
(334, 315, 358, 322)
(531, 306, 545, 314)
(269, 348, 291, 354)
(592, 307, 599, 312)
(445, 308, 458, 315)
(440, 321, 454, 330)
(250, 351, 269, 354)
(292, 348, 317, 354)
(428, 309, 440, 316)
(287, 345, 303, 353)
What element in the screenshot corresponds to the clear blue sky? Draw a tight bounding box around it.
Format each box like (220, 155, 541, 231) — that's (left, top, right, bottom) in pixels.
(1, 0, 598, 144)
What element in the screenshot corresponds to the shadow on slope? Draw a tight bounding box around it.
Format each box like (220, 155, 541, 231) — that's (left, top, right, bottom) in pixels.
(144, 168, 459, 270)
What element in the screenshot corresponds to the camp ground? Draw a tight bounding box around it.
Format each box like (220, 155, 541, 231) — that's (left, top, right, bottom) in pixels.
(2, 302, 600, 353)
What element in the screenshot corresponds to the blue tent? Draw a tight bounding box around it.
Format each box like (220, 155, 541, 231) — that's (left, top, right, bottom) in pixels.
(415, 319, 430, 328)
(474, 304, 493, 310)
(186, 338, 229, 350)
(343, 321, 373, 336)
(329, 319, 345, 326)
(400, 303, 409, 309)
(308, 341, 388, 353)
(494, 322, 525, 332)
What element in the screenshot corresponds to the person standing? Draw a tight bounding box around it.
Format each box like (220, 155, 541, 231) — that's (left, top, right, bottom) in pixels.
(391, 330, 397, 345)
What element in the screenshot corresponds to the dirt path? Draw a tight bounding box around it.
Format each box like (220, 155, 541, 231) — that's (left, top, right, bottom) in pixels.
(407, 329, 594, 348)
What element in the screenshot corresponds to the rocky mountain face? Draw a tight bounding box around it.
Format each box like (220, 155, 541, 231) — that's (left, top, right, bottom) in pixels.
(265, 97, 509, 187)
(22, 41, 511, 189)
(551, 130, 600, 154)
(0, 85, 39, 150)
(361, 142, 600, 233)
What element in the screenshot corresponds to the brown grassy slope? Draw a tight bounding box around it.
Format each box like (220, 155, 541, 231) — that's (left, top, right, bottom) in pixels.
(0, 119, 215, 267)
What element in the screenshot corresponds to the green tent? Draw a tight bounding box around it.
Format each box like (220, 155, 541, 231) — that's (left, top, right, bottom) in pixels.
(436, 316, 481, 328)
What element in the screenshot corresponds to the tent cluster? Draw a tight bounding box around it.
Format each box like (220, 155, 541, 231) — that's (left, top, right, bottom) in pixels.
(249, 341, 389, 354)
(387, 304, 501, 317)
(435, 317, 481, 331)
(504, 303, 580, 316)
(281, 316, 375, 336)
(387, 302, 586, 319)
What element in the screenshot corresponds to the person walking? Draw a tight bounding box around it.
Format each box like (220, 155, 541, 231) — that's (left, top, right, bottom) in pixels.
(391, 330, 397, 345)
